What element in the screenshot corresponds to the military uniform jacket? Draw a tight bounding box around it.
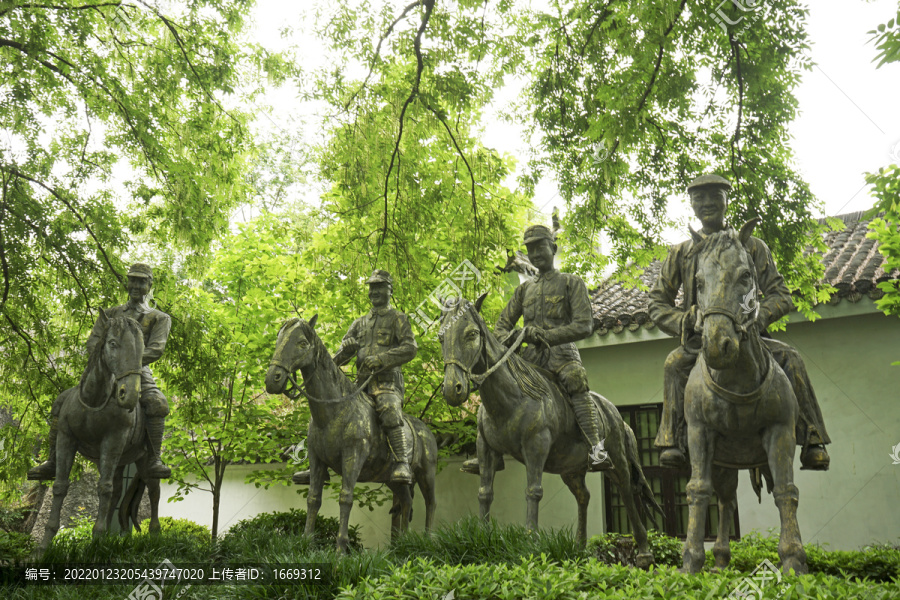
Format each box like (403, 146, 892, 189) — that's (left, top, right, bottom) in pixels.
(494, 270, 593, 368)
(87, 303, 172, 368)
(333, 306, 417, 396)
(648, 228, 794, 340)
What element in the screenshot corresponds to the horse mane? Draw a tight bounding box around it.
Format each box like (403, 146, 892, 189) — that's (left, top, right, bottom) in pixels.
(290, 317, 356, 397)
(689, 228, 756, 271)
(444, 299, 552, 402)
(80, 316, 144, 392)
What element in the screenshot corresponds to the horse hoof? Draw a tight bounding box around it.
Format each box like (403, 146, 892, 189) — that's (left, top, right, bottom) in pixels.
(635, 553, 654, 569)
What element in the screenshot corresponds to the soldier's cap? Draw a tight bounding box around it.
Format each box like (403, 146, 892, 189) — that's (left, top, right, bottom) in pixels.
(687, 174, 732, 194)
(365, 269, 393, 285)
(127, 263, 153, 279)
(523, 224, 555, 245)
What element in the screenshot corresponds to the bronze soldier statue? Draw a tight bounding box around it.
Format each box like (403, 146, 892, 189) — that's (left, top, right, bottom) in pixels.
(331, 269, 418, 484)
(650, 174, 830, 470)
(463, 224, 608, 473)
(28, 263, 172, 480)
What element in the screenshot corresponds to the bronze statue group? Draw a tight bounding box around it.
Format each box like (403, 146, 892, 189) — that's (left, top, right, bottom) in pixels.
(29, 175, 829, 573)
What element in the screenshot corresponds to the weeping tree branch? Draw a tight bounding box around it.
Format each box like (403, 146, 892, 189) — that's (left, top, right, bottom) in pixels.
(344, 0, 421, 111)
(729, 35, 745, 194)
(1, 166, 124, 286)
(381, 0, 435, 249)
(424, 102, 479, 234)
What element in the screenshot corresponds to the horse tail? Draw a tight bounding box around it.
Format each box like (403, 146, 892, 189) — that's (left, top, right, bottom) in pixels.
(623, 421, 665, 527)
(119, 473, 146, 533)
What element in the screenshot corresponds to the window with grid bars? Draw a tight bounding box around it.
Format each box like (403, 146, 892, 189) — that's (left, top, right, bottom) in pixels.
(604, 404, 740, 540)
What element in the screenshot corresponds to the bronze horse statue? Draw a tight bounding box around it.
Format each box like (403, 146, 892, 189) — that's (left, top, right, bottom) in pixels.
(681, 223, 807, 574)
(36, 311, 161, 554)
(440, 295, 661, 563)
(265, 316, 437, 552)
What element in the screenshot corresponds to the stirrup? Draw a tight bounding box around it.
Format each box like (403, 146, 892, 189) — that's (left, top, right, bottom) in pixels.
(145, 460, 171, 479)
(659, 447, 686, 468)
(27, 461, 57, 481)
(460, 456, 505, 475)
(390, 463, 413, 484)
(800, 444, 829, 471)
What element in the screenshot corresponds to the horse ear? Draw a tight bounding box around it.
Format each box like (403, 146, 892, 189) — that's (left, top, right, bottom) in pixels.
(98, 308, 109, 324)
(739, 218, 760, 245)
(308, 314, 318, 329)
(474, 292, 488, 313)
(688, 225, 703, 244)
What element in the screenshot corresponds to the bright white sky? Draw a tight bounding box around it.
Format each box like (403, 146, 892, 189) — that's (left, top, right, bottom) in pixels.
(249, 0, 900, 236)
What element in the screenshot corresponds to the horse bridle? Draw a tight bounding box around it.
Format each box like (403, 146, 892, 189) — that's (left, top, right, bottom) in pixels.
(443, 326, 528, 390)
(269, 331, 379, 404)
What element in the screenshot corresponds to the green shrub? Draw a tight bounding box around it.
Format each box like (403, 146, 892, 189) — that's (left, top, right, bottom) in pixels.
(589, 529, 683, 567)
(0, 529, 33, 563)
(136, 516, 210, 540)
(335, 554, 900, 600)
(217, 508, 362, 558)
(390, 516, 588, 565)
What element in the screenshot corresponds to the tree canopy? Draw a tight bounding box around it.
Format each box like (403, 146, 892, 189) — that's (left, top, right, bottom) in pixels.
(0, 0, 854, 504)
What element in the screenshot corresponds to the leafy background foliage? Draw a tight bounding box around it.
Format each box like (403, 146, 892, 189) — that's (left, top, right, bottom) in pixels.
(1, 0, 895, 527)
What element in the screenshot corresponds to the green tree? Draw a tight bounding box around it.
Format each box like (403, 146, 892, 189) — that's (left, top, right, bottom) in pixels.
(0, 0, 277, 498)
(305, 0, 832, 319)
(154, 213, 312, 539)
(864, 7, 900, 359)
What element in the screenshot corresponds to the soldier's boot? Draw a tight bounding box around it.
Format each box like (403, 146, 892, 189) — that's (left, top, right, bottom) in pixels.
(657, 401, 687, 468)
(460, 456, 505, 475)
(800, 427, 830, 471)
(145, 416, 172, 479)
(571, 392, 612, 471)
(27, 416, 59, 480)
(387, 425, 413, 484)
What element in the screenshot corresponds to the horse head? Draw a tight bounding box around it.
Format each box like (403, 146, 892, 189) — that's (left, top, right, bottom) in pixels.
(691, 220, 760, 370)
(86, 309, 144, 411)
(266, 315, 319, 395)
(440, 293, 489, 406)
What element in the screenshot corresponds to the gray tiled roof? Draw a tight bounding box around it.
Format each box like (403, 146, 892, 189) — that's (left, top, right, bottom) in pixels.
(590, 212, 899, 336)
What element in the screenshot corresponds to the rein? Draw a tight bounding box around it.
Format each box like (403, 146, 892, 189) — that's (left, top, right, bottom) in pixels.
(269, 356, 379, 405)
(444, 327, 528, 389)
(78, 361, 143, 412)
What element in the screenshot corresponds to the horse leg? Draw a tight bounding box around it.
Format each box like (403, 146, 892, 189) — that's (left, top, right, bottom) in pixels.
(763, 424, 808, 575)
(521, 430, 551, 532)
(476, 428, 501, 521)
(94, 443, 124, 540)
(418, 453, 437, 534)
(387, 482, 412, 540)
(560, 471, 590, 546)
(711, 465, 738, 570)
(336, 452, 363, 553)
(36, 431, 78, 554)
(135, 456, 161, 536)
(110, 465, 125, 534)
(607, 428, 653, 569)
(680, 422, 715, 573)
(304, 453, 327, 539)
